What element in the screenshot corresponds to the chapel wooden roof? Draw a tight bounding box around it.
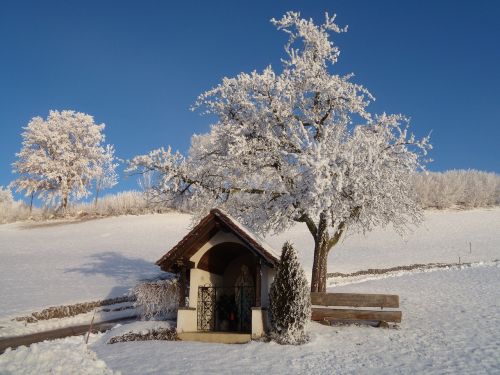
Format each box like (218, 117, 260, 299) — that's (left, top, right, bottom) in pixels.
(156, 208, 280, 272)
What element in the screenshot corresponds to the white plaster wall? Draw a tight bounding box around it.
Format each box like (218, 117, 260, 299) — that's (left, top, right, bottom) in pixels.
(184, 227, 277, 336)
(177, 309, 197, 333)
(251, 308, 267, 338)
(260, 265, 275, 308)
(188, 268, 223, 307)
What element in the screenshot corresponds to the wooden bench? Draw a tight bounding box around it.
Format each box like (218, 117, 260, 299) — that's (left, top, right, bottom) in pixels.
(311, 292, 402, 327)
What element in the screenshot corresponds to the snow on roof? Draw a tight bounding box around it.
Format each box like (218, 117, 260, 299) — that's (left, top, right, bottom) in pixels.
(211, 209, 281, 260)
(156, 208, 279, 272)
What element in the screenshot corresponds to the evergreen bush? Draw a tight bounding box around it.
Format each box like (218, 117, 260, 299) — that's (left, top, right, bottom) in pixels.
(269, 241, 311, 344)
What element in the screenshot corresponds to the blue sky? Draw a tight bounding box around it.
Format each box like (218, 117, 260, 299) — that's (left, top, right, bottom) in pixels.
(1, 0, 499, 199)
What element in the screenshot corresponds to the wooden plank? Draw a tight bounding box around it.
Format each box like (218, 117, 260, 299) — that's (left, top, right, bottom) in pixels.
(311, 292, 399, 308)
(311, 307, 402, 323)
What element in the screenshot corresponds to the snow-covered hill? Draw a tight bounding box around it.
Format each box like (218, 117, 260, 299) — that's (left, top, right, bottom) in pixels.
(0, 208, 499, 374)
(0, 208, 499, 318)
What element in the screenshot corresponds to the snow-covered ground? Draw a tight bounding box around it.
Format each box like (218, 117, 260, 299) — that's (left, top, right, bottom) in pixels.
(0, 208, 499, 374)
(0, 333, 117, 375)
(0, 303, 138, 338)
(2, 266, 498, 374)
(0, 208, 498, 318)
(89, 265, 499, 375)
(0, 214, 189, 318)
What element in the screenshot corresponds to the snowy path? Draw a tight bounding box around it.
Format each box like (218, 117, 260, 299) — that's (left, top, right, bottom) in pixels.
(0, 208, 498, 319)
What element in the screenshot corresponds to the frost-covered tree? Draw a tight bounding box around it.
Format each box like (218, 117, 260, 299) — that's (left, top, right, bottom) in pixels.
(0, 185, 30, 224)
(94, 144, 119, 206)
(127, 12, 431, 292)
(0, 186, 14, 205)
(413, 170, 500, 209)
(269, 242, 311, 345)
(12, 110, 115, 210)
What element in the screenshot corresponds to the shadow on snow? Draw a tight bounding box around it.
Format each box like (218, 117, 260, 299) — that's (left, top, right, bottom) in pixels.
(65, 251, 168, 297)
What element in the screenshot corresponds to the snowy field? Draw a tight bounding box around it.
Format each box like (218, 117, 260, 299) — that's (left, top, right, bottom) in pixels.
(91, 266, 500, 374)
(1, 266, 498, 374)
(0, 208, 498, 318)
(0, 208, 499, 374)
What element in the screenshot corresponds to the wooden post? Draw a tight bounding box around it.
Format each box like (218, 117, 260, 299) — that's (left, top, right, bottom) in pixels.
(85, 308, 96, 344)
(179, 266, 187, 307)
(255, 259, 262, 307)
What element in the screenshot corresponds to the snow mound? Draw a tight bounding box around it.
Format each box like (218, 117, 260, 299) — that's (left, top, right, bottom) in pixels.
(0, 334, 118, 375)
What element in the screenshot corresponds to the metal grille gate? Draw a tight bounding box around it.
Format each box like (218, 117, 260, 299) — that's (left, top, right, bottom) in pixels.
(197, 286, 255, 332)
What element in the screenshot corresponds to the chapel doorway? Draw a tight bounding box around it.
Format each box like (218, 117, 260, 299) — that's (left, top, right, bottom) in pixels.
(196, 243, 257, 333)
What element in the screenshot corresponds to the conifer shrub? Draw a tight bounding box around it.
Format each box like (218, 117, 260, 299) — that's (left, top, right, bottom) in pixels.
(269, 241, 311, 344)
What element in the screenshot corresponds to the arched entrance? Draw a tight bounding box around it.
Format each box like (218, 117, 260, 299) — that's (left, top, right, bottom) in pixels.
(197, 242, 257, 332)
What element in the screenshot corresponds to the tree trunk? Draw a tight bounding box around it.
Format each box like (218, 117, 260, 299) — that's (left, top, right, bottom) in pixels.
(61, 193, 68, 210)
(94, 185, 100, 207)
(60, 178, 70, 211)
(310, 212, 329, 293)
(301, 212, 347, 293)
(29, 192, 34, 214)
(311, 239, 329, 292)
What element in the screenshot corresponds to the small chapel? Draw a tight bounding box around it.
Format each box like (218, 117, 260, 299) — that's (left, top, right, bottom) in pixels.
(156, 208, 279, 341)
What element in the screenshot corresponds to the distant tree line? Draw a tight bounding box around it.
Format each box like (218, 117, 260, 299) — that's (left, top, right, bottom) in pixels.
(1, 168, 499, 225)
(413, 170, 500, 209)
